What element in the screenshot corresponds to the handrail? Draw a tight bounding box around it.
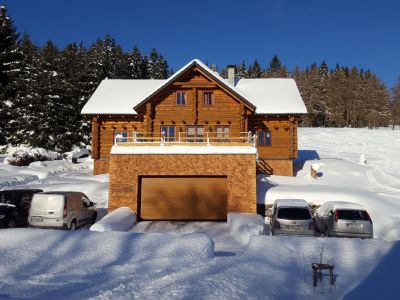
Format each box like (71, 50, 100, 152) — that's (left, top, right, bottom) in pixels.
(115, 131, 257, 147)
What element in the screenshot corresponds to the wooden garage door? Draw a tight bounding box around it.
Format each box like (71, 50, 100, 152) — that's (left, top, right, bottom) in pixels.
(139, 176, 227, 220)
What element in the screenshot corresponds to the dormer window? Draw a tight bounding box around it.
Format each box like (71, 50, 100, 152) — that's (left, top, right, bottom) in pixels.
(176, 91, 186, 105)
(203, 92, 214, 106)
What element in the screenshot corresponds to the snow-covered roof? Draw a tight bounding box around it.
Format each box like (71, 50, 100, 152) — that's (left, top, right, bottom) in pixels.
(81, 80, 164, 115)
(235, 78, 307, 115)
(133, 59, 256, 111)
(274, 199, 309, 208)
(81, 59, 307, 115)
(111, 145, 257, 155)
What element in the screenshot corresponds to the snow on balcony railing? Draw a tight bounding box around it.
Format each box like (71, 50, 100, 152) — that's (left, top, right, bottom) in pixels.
(114, 131, 257, 147)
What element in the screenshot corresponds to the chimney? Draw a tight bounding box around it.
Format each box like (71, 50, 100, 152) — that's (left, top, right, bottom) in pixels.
(227, 65, 235, 85)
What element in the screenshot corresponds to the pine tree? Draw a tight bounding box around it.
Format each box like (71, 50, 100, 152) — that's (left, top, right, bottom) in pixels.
(249, 59, 262, 78)
(0, 5, 21, 144)
(128, 46, 143, 79)
(391, 78, 400, 129)
(5, 34, 39, 144)
(237, 61, 248, 78)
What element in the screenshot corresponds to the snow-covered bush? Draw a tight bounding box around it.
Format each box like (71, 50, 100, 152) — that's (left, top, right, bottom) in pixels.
(90, 207, 136, 232)
(227, 212, 265, 244)
(4, 146, 61, 166)
(63, 147, 91, 160)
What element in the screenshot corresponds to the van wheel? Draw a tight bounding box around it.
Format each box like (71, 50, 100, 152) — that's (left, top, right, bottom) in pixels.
(70, 220, 77, 231)
(7, 219, 16, 229)
(91, 213, 97, 225)
(325, 226, 330, 237)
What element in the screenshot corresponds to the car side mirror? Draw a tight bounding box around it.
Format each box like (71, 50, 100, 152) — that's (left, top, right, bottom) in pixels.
(89, 201, 94, 207)
(265, 208, 273, 218)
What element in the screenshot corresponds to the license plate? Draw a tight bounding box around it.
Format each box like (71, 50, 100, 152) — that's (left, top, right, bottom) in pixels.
(286, 225, 302, 230)
(31, 217, 43, 223)
(346, 223, 362, 229)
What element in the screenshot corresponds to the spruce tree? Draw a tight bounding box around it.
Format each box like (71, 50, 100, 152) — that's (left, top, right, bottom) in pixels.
(0, 5, 21, 144)
(128, 46, 143, 79)
(249, 59, 262, 78)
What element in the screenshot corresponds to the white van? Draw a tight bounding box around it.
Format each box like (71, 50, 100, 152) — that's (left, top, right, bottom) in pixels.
(29, 192, 97, 230)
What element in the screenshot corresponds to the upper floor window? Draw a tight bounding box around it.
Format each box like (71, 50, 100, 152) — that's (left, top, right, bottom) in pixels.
(161, 126, 175, 142)
(176, 91, 186, 105)
(258, 130, 271, 146)
(203, 92, 214, 106)
(114, 131, 128, 143)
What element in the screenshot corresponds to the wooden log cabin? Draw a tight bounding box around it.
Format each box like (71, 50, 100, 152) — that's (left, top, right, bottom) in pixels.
(81, 59, 306, 220)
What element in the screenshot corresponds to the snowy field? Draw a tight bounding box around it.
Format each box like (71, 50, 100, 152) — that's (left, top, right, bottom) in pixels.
(0, 128, 399, 299)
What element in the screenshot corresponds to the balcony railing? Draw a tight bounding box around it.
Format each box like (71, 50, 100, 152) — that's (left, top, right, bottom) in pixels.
(114, 131, 257, 147)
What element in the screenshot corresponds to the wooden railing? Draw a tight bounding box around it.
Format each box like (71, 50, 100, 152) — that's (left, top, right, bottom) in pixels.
(114, 131, 257, 147)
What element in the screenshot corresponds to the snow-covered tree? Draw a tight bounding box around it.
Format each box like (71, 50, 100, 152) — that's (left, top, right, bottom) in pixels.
(0, 5, 21, 144)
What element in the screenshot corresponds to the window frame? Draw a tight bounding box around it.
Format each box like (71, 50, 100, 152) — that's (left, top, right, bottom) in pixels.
(114, 131, 128, 143)
(215, 125, 230, 142)
(161, 126, 176, 142)
(257, 130, 272, 147)
(186, 125, 205, 142)
(176, 91, 187, 105)
(203, 91, 214, 106)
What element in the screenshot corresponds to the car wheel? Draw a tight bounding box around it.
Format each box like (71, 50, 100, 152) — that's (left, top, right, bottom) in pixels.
(91, 213, 97, 225)
(70, 220, 77, 231)
(7, 219, 16, 229)
(325, 226, 330, 237)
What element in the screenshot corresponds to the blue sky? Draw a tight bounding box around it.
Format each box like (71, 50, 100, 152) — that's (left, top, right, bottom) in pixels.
(3, 0, 400, 87)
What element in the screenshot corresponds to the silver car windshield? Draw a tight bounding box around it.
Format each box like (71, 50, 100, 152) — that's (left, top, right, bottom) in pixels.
(338, 210, 370, 221)
(277, 208, 311, 220)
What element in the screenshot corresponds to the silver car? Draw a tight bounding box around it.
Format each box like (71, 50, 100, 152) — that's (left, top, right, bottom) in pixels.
(29, 191, 97, 230)
(314, 201, 373, 238)
(268, 199, 316, 236)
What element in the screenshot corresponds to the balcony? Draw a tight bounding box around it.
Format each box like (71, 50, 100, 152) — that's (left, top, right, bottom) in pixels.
(114, 132, 257, 147)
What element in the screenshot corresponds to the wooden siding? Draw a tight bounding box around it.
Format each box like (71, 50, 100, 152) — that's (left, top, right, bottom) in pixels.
(248, 115, 299, 159)
(139, 176, 228, 220)
(88, 65, 300, 177)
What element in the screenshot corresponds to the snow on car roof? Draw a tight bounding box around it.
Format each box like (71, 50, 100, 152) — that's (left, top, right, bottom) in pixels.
(322, 201, 365, 211)
(274, 199, 309, 207)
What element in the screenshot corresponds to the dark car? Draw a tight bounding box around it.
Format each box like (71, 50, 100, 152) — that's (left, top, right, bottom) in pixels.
(0, 189, 43, 228)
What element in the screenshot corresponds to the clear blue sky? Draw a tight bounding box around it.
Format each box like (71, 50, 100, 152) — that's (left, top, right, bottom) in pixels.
(3, 0, 400, 87)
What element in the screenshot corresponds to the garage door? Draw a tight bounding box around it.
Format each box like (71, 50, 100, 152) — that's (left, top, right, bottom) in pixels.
(139, 176, 227, 220)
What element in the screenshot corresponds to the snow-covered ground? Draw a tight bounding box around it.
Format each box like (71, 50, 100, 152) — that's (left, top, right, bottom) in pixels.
(0, 127, 399, 299)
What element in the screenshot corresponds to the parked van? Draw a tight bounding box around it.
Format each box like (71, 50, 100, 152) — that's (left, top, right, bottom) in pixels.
(29, 192, 97, 230)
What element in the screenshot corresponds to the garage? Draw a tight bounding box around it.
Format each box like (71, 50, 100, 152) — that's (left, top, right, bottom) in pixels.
(139, 176, 228, 220)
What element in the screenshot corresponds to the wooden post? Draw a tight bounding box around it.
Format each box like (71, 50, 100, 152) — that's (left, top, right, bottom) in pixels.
(91, 117, 100, 159)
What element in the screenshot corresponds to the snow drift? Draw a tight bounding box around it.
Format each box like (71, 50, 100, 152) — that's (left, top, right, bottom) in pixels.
(90, 207, 136, 232)
(227, 212, 265, 244)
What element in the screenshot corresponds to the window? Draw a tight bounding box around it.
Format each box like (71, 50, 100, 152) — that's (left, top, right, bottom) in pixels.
(203, 92, 213, 106)
(161, 126, 175, 142)
(114, 131, 128, 143)
(187, 126, 204, 142)
(216, 126, 230, 142)
(176, 91, 186, 105)
(258, 130, 271, 146)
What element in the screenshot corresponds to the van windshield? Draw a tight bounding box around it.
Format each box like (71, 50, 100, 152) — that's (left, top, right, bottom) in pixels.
(277, 208, 311, 220)
(338, 210, 370, 221)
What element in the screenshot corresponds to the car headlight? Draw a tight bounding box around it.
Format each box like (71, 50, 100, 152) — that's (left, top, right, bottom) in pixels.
(0, 215, 5, 220)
